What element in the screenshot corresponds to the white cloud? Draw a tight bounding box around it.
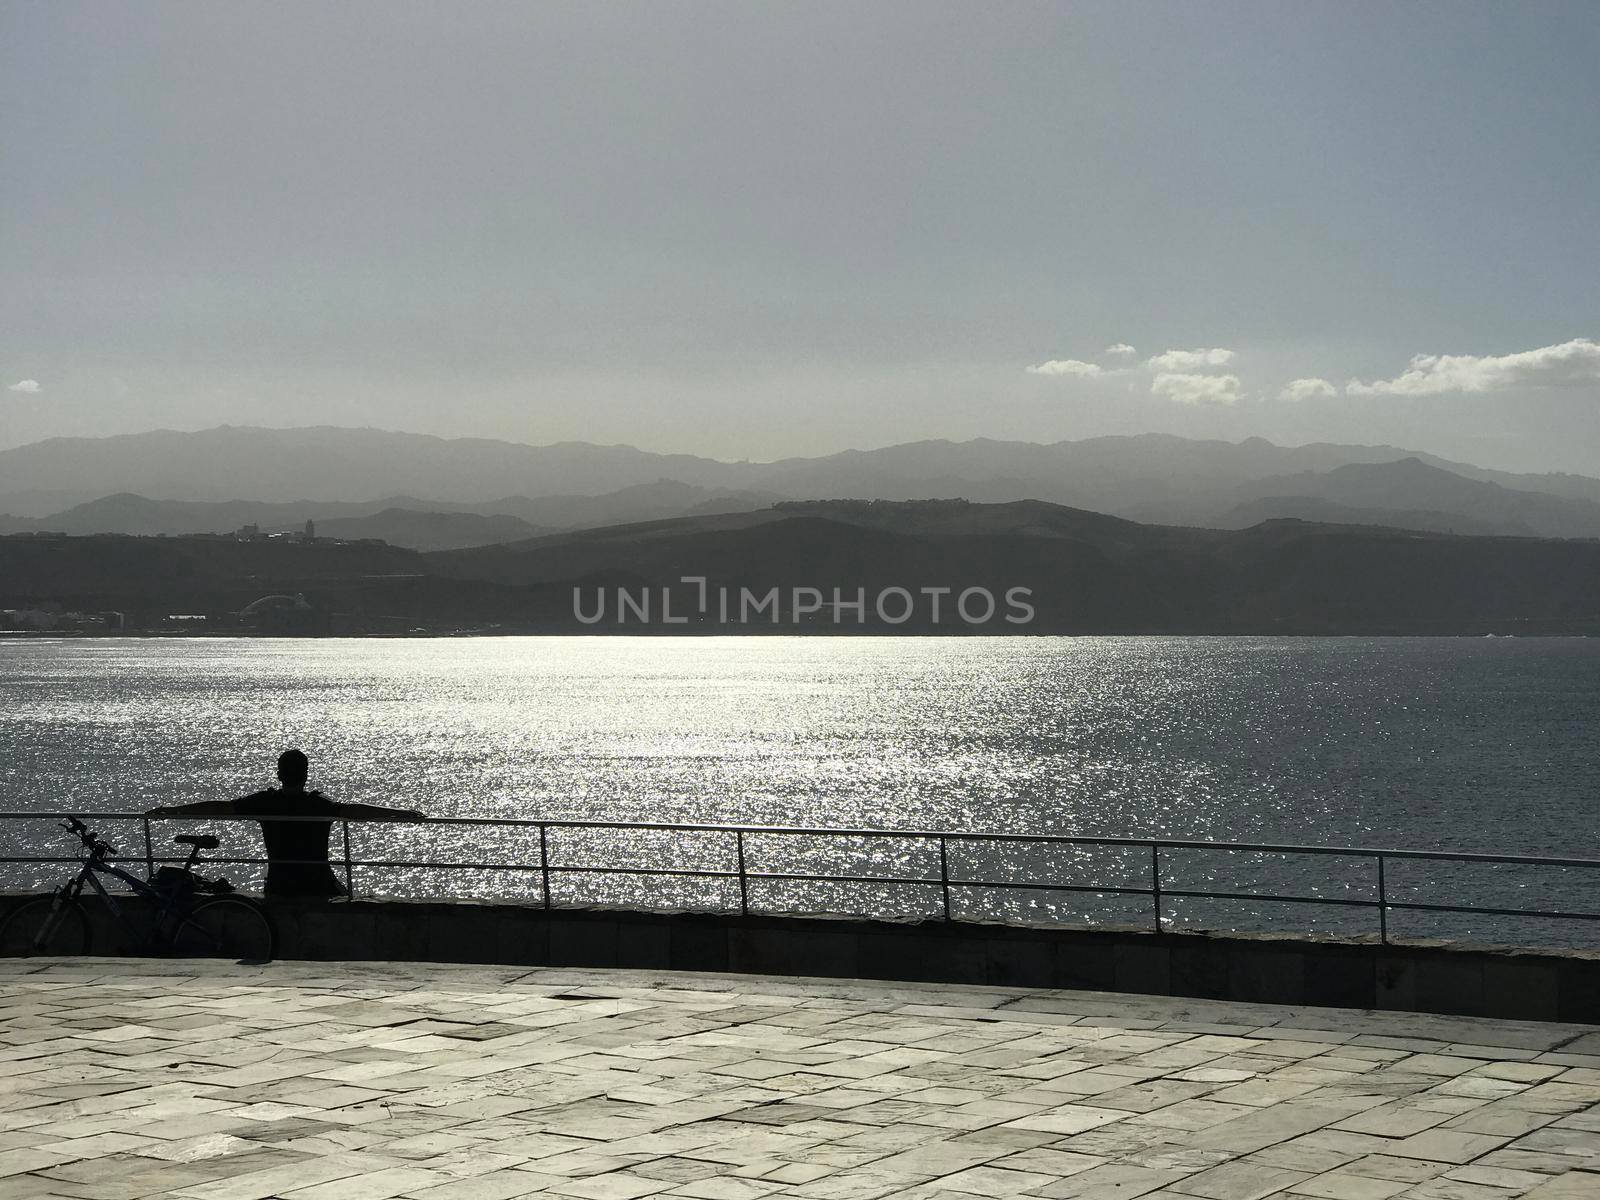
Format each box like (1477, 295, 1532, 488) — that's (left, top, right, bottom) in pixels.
(1347, 337, 1600, 396)
(7, 379, 41, 394)
(1027, 359, 1103, 378)
(1104, 343, 1137, 359)
(1279, 377, 1337, 402)
(1145, 347, 1235, 371)
(1151, 372, 1241, 406)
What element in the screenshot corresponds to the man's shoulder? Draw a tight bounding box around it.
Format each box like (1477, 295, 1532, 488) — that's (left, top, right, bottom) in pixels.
(234, 789, 279, 814)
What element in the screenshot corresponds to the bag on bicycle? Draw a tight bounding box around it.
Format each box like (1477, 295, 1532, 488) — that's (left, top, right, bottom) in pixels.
(152, 866, 197, 904)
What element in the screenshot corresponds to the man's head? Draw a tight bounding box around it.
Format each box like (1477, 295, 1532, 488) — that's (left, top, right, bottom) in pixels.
(277, 749, 309, 790)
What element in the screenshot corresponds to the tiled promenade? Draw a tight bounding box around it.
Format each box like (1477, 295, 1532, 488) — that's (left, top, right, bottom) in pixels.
(3, 960, 1600, 1200)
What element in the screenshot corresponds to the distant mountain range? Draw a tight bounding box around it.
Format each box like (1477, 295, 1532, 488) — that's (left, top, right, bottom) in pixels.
(3, 425, 1600, 545)
(1212, 458, 1600, 539)
(0, 426, 743, 511)
(7, 498, 1598, 635)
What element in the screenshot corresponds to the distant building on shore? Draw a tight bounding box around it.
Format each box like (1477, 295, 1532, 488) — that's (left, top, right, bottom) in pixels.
(0, 607, 122, 632)
(239, 592, 329, 635)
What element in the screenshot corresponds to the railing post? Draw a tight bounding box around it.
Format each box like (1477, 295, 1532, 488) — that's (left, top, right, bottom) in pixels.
(1151, 843, 1163, 932)
(341, 820, 354, 900)
(938, 836, 952, 921)
(1377, 854, 1388, 945)
(736, 830, 749, 916)
(142, 815, 154, 881)
(539, 823, 551, 910)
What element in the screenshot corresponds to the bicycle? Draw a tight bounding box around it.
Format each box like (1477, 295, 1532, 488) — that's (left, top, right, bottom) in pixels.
(0, 816, 275, 961)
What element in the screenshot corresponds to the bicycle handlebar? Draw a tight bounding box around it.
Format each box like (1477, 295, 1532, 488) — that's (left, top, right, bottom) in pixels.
(60, 815, 116, 858)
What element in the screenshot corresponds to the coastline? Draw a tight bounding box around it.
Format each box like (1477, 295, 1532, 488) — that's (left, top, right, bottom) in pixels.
(6, 627, 1599, 639)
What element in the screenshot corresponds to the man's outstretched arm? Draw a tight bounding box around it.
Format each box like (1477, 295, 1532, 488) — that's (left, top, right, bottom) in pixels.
(146, 800, 239, 818)
(332, 802, 427, 822)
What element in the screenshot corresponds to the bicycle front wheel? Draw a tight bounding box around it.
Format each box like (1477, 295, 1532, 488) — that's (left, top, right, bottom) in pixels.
(172, 897, 275, 962)
(0, 896, 91, 957)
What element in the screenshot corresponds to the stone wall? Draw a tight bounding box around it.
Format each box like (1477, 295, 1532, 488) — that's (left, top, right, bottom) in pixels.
(7, 893, 1599, 1023)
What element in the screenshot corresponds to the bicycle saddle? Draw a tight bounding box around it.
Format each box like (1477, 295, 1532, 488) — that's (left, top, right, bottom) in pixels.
(174, 834, 220, 850)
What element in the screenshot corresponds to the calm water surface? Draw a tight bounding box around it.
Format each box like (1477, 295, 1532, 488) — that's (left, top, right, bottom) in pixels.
(3, 636, 1597, 944)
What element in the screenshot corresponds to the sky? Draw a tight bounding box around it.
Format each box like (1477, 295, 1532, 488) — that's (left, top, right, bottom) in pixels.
(3, 2, 1599, 472)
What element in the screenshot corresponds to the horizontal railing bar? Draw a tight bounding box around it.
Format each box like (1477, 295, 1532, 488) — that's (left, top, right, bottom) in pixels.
(320, 864, 1117, 892)
(749, 870, 940, 887)
(363, 861, 739, 880)
(1131, 887, 1379, 909)
(947, 878, 1160, 898)
(0, 855, 272, 866)
(6, 811, 1600, 870)
(1385, 900, 1600, 922)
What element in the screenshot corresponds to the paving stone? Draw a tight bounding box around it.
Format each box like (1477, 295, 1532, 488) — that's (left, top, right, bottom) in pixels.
(399, 1172, 552, 1200)
(1475, 1147, 1592, 1176)
(1334, 1154, 1449, 1185)
(284, 1167, 446, 1199)
(1031, 1162, 1188, 1198)
(933, 1163, 1060, 1193)
(1380, 1129, 1513, 1165)
(167, 1153, 391, 1200)
(544, 1173, 670, 1200)
(1439, 1162, 1553, 1191)
(1440, 1106, 1556, 1139)
(1169, 1160, 1310, 1199)
(1002, 1105, 1128, 1136)
(990, 1147, 1104, 1177)
(1401, 1180, 1543, 1199)
(1286, 1167, 1412, 1198)
(1189, 1104, 1365, 1155)
(1519, 1170, 1600, 1198)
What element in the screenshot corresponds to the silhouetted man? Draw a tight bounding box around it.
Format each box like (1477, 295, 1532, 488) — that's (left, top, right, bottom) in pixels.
(147, 749, 425, 898)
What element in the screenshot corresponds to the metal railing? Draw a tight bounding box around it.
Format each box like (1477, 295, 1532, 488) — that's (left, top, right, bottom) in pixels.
(3, 812, 1600, 945)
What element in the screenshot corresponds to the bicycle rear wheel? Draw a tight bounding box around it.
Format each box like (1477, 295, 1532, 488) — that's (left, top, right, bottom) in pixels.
(172, 897, 274, 962)
(0, 896, 91, 956)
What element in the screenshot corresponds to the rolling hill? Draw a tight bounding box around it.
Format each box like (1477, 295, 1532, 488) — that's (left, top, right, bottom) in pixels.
(0, 482, 781, 548)
(1212, 497, 1508, 538)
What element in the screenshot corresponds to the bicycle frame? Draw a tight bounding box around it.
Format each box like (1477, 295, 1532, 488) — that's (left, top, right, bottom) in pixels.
(41, 841, 213, 952)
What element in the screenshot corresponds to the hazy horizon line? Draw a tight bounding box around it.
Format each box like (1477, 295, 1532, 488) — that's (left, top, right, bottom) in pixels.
(0, 419, 1536, 475)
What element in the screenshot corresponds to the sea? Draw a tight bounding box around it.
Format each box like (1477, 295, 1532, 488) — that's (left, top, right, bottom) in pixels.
(3, 635, 1597, 947)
